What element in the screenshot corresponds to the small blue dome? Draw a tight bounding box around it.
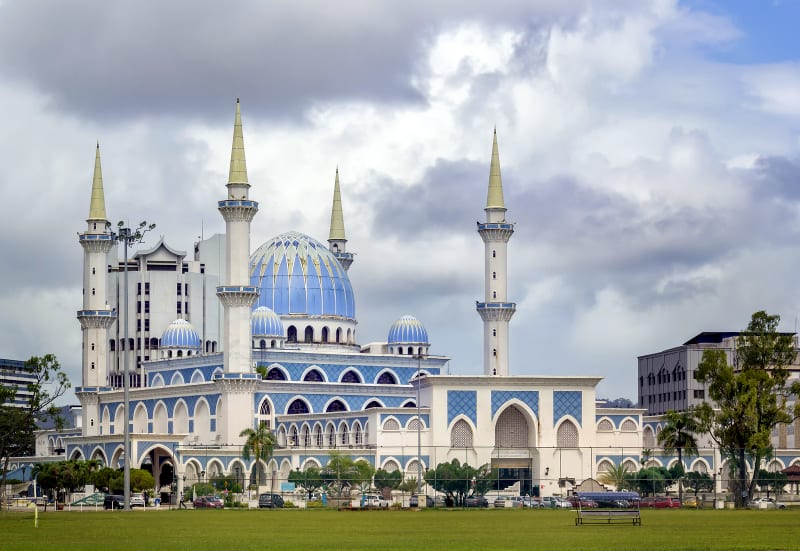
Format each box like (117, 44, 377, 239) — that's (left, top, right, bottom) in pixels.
(250, 231, 355, 319)
(388, 315, 429, 345)
(160, 319, 201, 349)
(251, 306, 284, 337)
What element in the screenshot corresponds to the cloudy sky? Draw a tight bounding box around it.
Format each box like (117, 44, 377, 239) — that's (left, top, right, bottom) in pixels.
(0, 0, 799, 403)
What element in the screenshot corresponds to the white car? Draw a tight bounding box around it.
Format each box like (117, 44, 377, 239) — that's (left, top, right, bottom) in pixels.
(362, 495, 389, 508)
(748, 497, 786, 509)
(129, 495, 146, 508)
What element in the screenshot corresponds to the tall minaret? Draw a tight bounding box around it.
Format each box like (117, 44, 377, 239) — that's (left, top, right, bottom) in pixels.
(328, 167, 354, 271)
(76, 144, 116, 434)
(476, 130, 516, 376)
(216, 99, 259, 374)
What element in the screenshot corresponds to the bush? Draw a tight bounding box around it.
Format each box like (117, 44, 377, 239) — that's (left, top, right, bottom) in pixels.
(306, 501, 325, 509)
(283, 500, 296, 508)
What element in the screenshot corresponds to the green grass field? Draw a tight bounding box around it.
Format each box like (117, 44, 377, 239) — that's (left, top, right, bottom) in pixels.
(2, 508, 799, 551)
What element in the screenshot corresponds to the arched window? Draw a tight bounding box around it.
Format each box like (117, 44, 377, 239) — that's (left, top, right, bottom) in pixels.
(336, 328, 342, 343)
(259, 339, 266, 349)
(327, 424, 336, 448)
(290, 426, 299, 447)
(377, 372, 397, 385)
(597, 419, 613, 432)
(365, 400, 382, 409)
(266, 368, 286, 381)
(354, 422, 363, 445)
(492, 250, 496, 258)
(643, 427, 656, 449)
(340, 425, 349, 446)
(302, 425, 311, 448)
(556, 420, 579, 448)
(382, 419, 400, 431)
(621, 419, 637, 432)
(321, 327, 329, 343)
(303, 369, 324, 382)
(341, 370, 361, 383)
(403, 401, 416, 408)
(287, 399, 309, 415)
(495, 406, 529, 448)
(407, 418, 422, 431)
(109, 339, 115, 351)
(326, 400, 347, 413)
(287, 326, 298, 343)
(451, 419, 473, 448)
(314, 425, 323, 448)
(304, 326, 314, 343)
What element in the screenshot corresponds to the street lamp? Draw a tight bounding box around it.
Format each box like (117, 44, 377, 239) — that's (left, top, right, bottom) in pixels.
(109, 220, 156, 511)
(415, 352, 425, 497)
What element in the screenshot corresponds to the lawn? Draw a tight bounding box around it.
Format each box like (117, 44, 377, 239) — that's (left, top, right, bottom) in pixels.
(2, 508, 798, 551)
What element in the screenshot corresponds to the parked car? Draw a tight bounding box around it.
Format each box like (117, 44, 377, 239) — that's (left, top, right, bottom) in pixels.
(409, 495, 436, 507)
(258, 493, 284, 508)
(465, 495, 489, 508)
(521, 496, 541, 508)
(566, 496, 598, 508)
(130, 495, 146, 508)
(194, 495, 223, 509)
(640, 496, 680, 509)
(494, 497, 507, 508)
(103, 495, 124, 510)
(682, 496, 699, 508)
(748, 497, 786, 509)
(362, 494, 389, 508)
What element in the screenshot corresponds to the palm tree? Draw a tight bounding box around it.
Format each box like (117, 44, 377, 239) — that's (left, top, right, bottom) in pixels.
(599, 463, 633, 491)
(657, 409, 699, 501)
(240, 424, 276, 491)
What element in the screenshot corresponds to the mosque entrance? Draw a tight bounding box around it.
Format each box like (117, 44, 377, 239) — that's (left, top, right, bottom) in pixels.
(491, 460, 534, 497)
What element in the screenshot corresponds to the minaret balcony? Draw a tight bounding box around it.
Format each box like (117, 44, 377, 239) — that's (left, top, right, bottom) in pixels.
(216, 285, 259, 307)
(218, 199, 259, 222)
(77, 309, 117, 329)
(476, 301, 516, 321)
(333, 251, 354, 270)
(79, 233, 114, 252)
(477, 222, 514, 242)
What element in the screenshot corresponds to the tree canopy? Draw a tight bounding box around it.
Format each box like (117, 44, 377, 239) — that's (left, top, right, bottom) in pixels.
(424, 459, 495, 506)
(0, 355, 70, 499)
(239, 423, 275, 486)
(658, 409, 700, 501)
(695, 311, 800, 507)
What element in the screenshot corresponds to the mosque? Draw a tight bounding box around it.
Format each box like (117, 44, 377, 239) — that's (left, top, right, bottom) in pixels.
(31, 101, 657, 501)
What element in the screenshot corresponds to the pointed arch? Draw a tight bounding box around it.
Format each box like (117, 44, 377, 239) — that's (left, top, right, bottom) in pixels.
(375, 370, 398, 385)
(364, 399, 384, 409)
(100, 406, 111, 435)
(407, 417, 424, 431)
(152, 401, 168, 433)
(451, 418, 474, 448)
(620, 418, 638, 431)
(556, 419, 579, 448)
(326, 422, 336, 448)
(170, 372, 185, 385)
(494, 404, 531, 448)
(257, 396, 273, 429)
(353, 421, 363, 446)
(313, 423, 324, 448)
(190, 370, 205, 384)
(643, 426, 656, 449)
(265, 366, 288, 381)
(150, 374, 165, 388)
(173, 399, 189, 434)
(338, 422, 349, 446)
(382, 418, 400, 431)
(287, 398, 310, 415)
(302, 367, 325, 382)
(194, 398, 211, 442)
(340, 369, 362, 383)
(382, 459, 400, 473)
(90, 446, 108, 466)
(597, 418, 613, 432)
(133, 403, 148, 433)
(325, 399, 347, 413)
(113, 404, 125, 435)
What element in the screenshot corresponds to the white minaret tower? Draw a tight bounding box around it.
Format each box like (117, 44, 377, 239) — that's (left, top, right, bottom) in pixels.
(76, 144, 116, 435)
(328, 167, 354, 271)
(215, 100, 260, 446)
(476, 130, 515, 376)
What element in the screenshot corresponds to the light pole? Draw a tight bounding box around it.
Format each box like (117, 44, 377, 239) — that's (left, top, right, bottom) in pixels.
(109, 220, 155, 510)
(416, 353, 423, 497)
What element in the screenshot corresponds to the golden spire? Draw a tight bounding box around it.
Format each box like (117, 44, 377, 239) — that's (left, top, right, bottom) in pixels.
(88, 142, 107, 221)
(228, 98, 249, 186)
(328, 167, 346, 241)
(486, 128, 506, 209)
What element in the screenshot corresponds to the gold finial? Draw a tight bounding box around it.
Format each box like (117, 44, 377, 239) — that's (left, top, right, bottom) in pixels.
(228, 99, 248, 185)
(88, 142, 107, 221)
(328, 167, 346, 241)
(486, 129, 505, 209)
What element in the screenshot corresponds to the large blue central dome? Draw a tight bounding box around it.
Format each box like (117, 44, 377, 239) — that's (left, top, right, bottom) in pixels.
(249, 231, 355, 319)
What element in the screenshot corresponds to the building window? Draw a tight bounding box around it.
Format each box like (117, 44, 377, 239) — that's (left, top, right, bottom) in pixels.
(184, 302, 189, 315)
(693, 389, 705, 399)
(492, 291, 496, 299)
(492, 250, 496, 258)
(177, 283, 182, 296)
(92, 267, 95, 275)
(144, 282, 150, 294)
(137, 283, 141, 295)
(91, 343, 95, 351)
(144, 319, 150, 332)
(185, 283, 189, 296)
(92, 288, 95, 295)
(492, 271, 496, 279)
(492, 329, 496, 337)
(144, 301, 150, 314)
(177, 301, 182, 314)
(136, 319, 141, 332)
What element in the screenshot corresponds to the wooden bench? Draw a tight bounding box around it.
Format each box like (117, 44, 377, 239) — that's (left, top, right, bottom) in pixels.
(573, 491, 641, 526)
(575, 508, 641, 525)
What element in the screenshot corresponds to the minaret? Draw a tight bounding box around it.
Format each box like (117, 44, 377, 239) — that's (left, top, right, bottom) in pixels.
(328, 167, 354, 271)
(216, 99, 259, 374)
(476, 130, 516, 376)
(76, 144, 117, 435)
(215, 100, 260, 447)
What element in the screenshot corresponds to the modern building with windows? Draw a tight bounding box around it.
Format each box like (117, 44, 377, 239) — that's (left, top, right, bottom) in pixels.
(18, 101, 690, 501)
(0, 358, 37, 408)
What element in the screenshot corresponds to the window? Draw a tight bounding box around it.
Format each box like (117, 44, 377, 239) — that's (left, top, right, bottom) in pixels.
(326, 400, 346, 413)
(492, 271, 496, 279)
(492, 250, 496, 258)
(137, 283, 141, 295)
(185, 302, 189, 314)
(693, 389, 705, 399)
(92, 288, 95, 295)
(144, 282, 150, 294)
(266, 368, 286, 381)
(377, 372, 397, 385)
(177, 301, 182, 314)
(556, 420, 579, 448)
(382, 419, 400, 431)
(304, 326, 313, 343)
(287, 399, 309, 415)
(492, 329, 497, 337)
(492, 291, 496, 299)
(341, 370, 361, 384)
(177, 283, 182, 296)
(91, 343, 95, 351)
(597, 419, 613, 432)
(287, 326, 298, 343)
(137, 301, 142, 314)
(144, 319, 150, 332)
(136, 319, 141, 332)
(303, 369, 323, 382)
(144, 301, 150, 314)
(451, 420, 473, 448)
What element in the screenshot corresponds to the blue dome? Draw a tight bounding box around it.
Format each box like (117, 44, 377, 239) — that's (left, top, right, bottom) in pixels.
(388, 315, 429, 344)
(251, 306, 284, 337)
(160, 319, 201, 349)
(250, 231, 356, 319)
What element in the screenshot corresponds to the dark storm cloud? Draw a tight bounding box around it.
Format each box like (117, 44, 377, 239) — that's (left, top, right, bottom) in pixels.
(0, 0, 576, 123)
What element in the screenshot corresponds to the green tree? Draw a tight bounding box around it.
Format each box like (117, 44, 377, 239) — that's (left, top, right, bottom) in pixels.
(289, 466, 324, 499)
(424, 459, 495, 506)
(658, 409, 699, 501)
(598, 463, 634, 491)
(695, 311, 800, 507)
(320, 453, 374, 498)
(91, 467, 119, 493)
(0, 355, 70, 499)
(373, 468, 402, 497)
(756, 469, 788, 499)
(684, 471, 713, 497)
(239, 424, 276, 488)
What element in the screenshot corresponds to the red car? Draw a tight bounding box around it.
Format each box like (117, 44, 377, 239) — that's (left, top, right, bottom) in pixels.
(640, 496, 680, 509)
(567, 496, 598, 508)
(193, 496, 223, 509)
